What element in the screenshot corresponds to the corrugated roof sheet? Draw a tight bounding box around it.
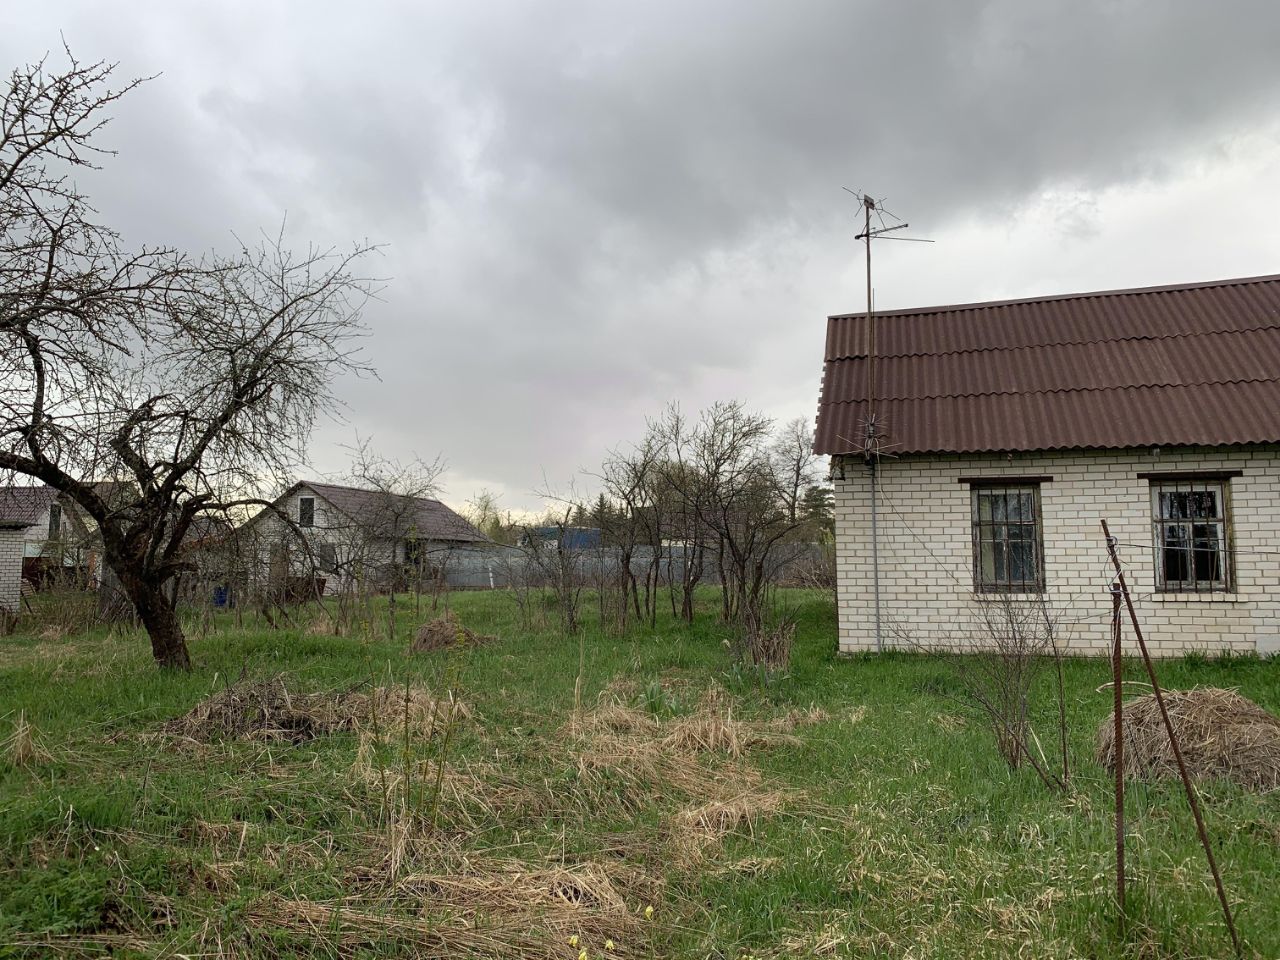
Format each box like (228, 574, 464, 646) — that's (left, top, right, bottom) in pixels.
(0, 485, 55, 527)
(814, 274, 1280, 455)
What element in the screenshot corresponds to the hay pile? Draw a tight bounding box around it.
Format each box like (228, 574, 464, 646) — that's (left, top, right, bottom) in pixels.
(161, 677, 470, 744)
(1096, 687, 1280, 792)
(410, 610, 495, 653)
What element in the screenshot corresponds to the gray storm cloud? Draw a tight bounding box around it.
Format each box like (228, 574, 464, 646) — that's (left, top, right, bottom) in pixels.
(4, 1, 1280, 508)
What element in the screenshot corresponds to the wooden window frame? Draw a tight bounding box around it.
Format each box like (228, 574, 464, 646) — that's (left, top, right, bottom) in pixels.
(315, 542, 337, 573)
(298, 496, 315, 529)
(1148, 477, 1233, 593)
(969, 482, 1046, 594)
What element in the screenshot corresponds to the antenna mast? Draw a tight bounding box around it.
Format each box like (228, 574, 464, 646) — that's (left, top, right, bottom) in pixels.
(841, 188, 932, 654)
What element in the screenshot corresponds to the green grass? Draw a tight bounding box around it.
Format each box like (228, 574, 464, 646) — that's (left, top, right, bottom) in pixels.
(1, 588, 1278, 958)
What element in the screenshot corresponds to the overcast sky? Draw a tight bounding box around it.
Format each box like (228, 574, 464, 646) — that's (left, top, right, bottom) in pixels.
(6, 2, 1280, 512)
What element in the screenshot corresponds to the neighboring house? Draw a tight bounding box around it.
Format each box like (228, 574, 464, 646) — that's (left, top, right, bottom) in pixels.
(240, 481, 490, 595)
(813, 273, 1280, 657)
(0, 482, 137, 588)
(0, 505, 34, 614)
(0, 485, 91, 585)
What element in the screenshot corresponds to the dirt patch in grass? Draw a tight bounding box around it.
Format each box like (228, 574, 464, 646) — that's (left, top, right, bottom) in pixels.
(410, 610, 496, 653)
(1097, 686, 1280, 792)
(159, 677, 471, 744)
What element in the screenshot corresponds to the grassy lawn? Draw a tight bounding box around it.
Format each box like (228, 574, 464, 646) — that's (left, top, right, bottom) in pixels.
(1, 588, 1278, 959)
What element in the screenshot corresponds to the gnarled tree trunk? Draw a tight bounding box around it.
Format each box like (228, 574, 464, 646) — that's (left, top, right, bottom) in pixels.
(112, 561, 191, 670)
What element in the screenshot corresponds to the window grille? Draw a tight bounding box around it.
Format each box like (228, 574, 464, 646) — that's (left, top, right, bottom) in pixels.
(971, 484, 1044, 593)
(1150, 479, 1230, 592)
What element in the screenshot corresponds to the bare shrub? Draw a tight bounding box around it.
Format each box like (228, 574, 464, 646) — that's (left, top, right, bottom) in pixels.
(898, 595, 1069, 790)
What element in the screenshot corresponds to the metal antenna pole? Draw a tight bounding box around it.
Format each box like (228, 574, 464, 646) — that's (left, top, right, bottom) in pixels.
(864, 196, 882, 653)
(841, 187, 931, 656)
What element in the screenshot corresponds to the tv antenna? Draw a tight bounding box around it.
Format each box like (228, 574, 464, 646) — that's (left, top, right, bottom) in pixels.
(841, 188, 933, 656)
(841, 188, 933, 462)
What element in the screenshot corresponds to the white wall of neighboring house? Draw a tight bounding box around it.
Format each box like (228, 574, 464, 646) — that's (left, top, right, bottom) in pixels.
(833, 446, 1280, 657)
(17, 499, 93, 572)
(235, 484, 490, 601)
(19, 502, 54, 557)
(245, 487, 432, 595)
(0, 527, 28, 611)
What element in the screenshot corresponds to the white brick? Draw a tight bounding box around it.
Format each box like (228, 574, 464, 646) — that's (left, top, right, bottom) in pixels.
(0, 527, 25, 612)
(833, 447, 1280, 657)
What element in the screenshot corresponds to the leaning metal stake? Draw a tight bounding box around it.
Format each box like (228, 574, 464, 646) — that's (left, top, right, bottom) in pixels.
(1100, 520, 1242, 957)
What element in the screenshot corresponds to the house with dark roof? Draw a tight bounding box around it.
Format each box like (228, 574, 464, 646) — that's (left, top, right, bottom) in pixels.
(0, 484, 104, 587)
(0, 493, 38, 614)
(240, 480, 490, 595)
(813, 273, 1280, 657)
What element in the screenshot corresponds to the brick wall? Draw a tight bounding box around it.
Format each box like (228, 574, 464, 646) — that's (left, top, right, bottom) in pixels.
(833, 446, 1280, 657)
(0, 527, 27, 612)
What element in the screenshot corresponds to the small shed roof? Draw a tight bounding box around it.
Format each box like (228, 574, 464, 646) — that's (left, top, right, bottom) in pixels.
(813, 273, 1280, 456)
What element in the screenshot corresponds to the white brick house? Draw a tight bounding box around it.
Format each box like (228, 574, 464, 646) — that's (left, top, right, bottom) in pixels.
(0, 522, 29, 613)
(238, 481, 489, 596)
(814, 274, 1280, 657)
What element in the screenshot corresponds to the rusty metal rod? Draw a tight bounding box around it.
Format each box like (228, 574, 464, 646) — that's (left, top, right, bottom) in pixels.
(1100, 519, 1242, 957)
(1110, 582, 1126, 928)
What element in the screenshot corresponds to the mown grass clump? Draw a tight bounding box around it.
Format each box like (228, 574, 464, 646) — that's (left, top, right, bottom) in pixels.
(0, 587, 1277, 958)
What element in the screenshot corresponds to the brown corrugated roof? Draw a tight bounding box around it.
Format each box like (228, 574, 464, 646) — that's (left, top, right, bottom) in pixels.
(814, 273, 1280, 456)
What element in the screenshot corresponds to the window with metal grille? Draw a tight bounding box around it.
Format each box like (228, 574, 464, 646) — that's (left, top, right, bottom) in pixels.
(299, 496, 315, 528)
(970, 484, 1044, 593)
(1150, 479, 1231, 592)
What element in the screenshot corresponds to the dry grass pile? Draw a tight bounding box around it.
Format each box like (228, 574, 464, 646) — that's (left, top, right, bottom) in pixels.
(768, 704, 831, 731)
(564, 694, 796, 815)
(410, 610, 495, 653)
(249, 856, 652, 959)
(662, 712, 801, 756)
(573, 735, 723, 810)
(565, 691, 806, 869)
(347, 750, 549, 832)
(657, 687, 804, 757)
(3, 710, 52, 768)
(1096, 686, 1280, 792)
(161, 677, 470, 744)
(668, 788, 792, 867)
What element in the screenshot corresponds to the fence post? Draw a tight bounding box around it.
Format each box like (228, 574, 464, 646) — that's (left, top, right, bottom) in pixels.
(1110, 581, 1125, 929)
(1100, 519, 1241, 957)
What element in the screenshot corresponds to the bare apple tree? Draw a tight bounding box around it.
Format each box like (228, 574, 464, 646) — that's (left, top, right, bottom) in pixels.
(0, 49, 375, 668)
(345, 439, 445, 638)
